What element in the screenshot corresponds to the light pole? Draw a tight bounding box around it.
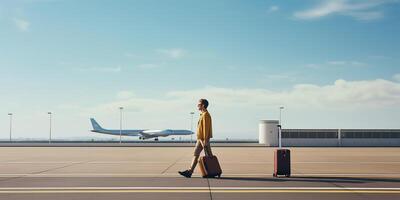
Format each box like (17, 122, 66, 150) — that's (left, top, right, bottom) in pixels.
(190, 112, 195, 143)
(279, 106, 284, 148)
(8, 113, 12, 142)
(279, 106, 284, 126)
(119, 107, 123, 144)
(48, 112, 52, 143)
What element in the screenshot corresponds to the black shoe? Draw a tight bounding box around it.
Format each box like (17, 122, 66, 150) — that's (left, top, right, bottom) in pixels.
(178, 170, 192, 178)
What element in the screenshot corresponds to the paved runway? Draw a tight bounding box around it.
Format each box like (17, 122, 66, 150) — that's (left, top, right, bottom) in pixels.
(0, 146, 399, 199)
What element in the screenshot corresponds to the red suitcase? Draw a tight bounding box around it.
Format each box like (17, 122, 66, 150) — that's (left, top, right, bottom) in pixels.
(273, 149, 291, 177)
(198, 155, 222, 178)
(273, 124, 291, 177)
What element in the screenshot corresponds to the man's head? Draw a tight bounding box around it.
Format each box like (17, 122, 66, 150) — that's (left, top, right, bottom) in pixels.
(197, 99, 209, 111)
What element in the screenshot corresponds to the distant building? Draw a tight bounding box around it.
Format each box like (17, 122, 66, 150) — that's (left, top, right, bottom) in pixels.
(259, 120, 400, 147)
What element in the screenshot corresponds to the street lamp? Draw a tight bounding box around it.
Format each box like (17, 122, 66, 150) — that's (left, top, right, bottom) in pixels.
(119, 107, 123, 144)
(279, 106, 284, 126)
(8, 113, 12, 142)
(190, 112, 195, 143)
(278, 106, 284, 148)
(48, 112, 52, 143)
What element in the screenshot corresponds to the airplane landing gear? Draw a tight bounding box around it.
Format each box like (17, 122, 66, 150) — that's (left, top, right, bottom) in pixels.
(154, 137, 159, 141)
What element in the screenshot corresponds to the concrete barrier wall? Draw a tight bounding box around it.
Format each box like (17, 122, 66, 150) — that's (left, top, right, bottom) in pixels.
(341, 139, 400, 147)
(277, 138, 400, 147)
(282, 139, 339, 147)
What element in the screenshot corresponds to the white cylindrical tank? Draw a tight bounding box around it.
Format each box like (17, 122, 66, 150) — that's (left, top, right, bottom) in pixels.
(259, 120, 279, 146)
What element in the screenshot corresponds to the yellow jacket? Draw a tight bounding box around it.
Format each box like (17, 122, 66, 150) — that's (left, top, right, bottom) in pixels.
(197, 111, 213, 140)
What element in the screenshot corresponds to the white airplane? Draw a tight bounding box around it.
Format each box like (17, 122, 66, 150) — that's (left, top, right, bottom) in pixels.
(90, 118, 193, 141)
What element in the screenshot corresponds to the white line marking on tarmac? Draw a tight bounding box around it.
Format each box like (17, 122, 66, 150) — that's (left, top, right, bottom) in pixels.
(1, 187, 400, 190)
(0, 173, 399, 177)
(0, 187, 399, 194)
(2, 161, 400, 164)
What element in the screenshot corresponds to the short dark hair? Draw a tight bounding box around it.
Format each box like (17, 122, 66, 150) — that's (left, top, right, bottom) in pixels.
(200, 99, 209, 109)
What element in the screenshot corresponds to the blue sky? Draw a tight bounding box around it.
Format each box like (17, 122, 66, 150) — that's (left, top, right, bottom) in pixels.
(1, 0, 400, 140)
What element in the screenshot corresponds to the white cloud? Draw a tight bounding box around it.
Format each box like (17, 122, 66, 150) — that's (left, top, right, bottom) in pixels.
(294, 0, 396, 21)
(13, 18, 30, 31)
(92, 78, 400, 116)
(327, 60, 366, 66)
(5, 78, 400, 140)
(86, 78, 400, 138)
(394, 74, 400, 82)
(157, 48, 186, 59)
(267, 5, 279, 13)
(167, 79, 400, 109)
(117, 91, 135, 99)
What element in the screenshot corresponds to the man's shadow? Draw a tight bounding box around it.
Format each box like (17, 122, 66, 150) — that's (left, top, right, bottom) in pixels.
(216, 176, 400, 184)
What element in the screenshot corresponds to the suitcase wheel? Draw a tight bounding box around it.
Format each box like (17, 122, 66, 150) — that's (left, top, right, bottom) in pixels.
(285, 174, 291, 177)
(217, 175, 221, 178)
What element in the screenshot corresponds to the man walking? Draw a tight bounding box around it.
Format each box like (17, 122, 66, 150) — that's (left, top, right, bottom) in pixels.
(179, 99, 213, 178)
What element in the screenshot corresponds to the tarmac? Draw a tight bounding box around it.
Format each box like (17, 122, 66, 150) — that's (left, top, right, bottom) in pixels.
(0, 145, 399, 199)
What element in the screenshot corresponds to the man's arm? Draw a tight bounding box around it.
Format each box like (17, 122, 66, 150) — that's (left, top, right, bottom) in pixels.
(201, 138, 210, 147)
(202, 114, 212, 147)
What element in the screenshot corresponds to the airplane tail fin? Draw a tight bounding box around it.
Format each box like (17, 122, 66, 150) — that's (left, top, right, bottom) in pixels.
(90, 118, 104, 131)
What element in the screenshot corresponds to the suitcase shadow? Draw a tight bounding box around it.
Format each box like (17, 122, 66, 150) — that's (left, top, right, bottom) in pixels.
(218, 176, 400, 184)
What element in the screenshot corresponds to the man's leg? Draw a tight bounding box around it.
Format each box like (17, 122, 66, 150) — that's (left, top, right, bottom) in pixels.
(178, 140, 203, 178)
(189, 140, 203, 173)
(189, 156, 199, 173)
(190, 142, 213, 172)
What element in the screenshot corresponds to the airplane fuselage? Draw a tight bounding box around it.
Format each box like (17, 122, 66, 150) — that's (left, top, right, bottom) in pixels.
(90, 118, 193, 140)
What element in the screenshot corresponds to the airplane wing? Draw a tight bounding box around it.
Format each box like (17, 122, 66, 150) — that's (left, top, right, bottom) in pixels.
(139, 130, 168, 139)
(138, 132, 152, 139)
(139, 129, 192, 139)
